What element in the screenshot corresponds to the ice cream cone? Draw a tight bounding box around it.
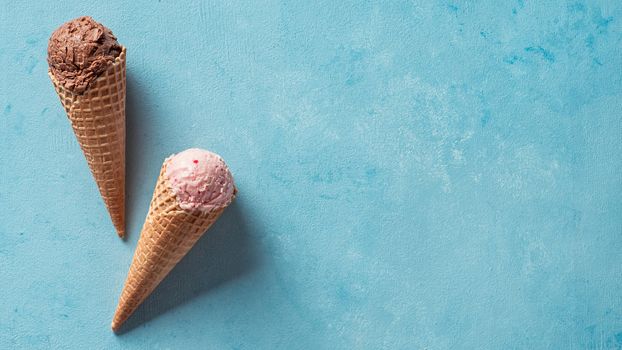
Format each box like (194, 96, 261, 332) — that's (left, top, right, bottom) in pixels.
(112, 153, 236, 332)
(49, 47, 126, 237)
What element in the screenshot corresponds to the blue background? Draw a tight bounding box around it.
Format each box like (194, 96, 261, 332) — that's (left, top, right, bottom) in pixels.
(1, 1, 621, 349)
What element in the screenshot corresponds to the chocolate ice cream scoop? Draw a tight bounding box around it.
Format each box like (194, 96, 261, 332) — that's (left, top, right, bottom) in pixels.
(47, 16, 122, 94)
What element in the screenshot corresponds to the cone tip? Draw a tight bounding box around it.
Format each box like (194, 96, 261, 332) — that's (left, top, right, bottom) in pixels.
(112, 218, 125, 238)
(111, 310, 125, 332)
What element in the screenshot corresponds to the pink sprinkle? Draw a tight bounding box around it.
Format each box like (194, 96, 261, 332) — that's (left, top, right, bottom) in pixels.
(193, 160, 199, 164)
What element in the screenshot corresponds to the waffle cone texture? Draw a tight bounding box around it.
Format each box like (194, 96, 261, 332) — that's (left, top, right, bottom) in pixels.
(49, 48, 127, 237)
(112, 161, 236, 332)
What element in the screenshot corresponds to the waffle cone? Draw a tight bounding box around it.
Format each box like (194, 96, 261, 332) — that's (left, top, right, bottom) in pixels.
(111, 160, 235, 331)
(49, 48, 127, 237)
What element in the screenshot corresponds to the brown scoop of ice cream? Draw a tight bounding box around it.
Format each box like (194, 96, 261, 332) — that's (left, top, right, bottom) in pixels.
(48, 16, 122, 94)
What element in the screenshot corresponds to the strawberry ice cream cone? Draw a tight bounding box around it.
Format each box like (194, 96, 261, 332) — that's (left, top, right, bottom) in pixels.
(112, 148, 236, 331)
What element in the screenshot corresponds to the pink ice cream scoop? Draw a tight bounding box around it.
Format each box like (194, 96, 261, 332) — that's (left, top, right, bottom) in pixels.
(165, 148, 236, 211)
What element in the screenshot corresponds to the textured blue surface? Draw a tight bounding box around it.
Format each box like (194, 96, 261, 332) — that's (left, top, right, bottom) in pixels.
(1, 1, 621, 349)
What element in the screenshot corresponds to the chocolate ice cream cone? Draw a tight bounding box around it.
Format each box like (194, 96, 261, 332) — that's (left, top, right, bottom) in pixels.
(48, 17, 126, 237)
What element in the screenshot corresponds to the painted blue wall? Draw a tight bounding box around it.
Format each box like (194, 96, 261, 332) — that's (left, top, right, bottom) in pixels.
(1, 1, 621, 349)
